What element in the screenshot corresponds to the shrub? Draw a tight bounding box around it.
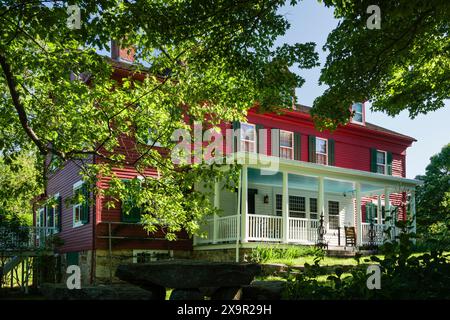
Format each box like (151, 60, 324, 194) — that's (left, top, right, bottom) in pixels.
(249, 245, 321, 263)
(284, 221, 450, 299)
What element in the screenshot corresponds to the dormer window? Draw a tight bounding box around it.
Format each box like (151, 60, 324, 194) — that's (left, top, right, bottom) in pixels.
(351, 102, 365, 125)
(240, 123, 256, 153)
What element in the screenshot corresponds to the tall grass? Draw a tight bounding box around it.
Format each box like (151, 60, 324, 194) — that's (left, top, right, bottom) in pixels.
(249, 245, 322, 263)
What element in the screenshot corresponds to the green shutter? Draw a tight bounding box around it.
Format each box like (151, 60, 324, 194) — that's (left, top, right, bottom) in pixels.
(387, 151, 393, 175)
(271, 129, 280, 157)
(232, 121, 240, 152)
(294, 132, 301, 161)
(81, 183, 89, 224)
(328, 139, 335, 166)
(121, 179, 142, 223)
(67, 252, 79, 266)
(308, 135, 316, 163)
(256, 124, 264, 154)
(370, 148, 377, 173)
(56, 196, 62, 232)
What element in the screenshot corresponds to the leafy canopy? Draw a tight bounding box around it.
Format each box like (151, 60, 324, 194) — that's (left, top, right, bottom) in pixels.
(313, 0, 450, 130)
(0, 0, 318, 239)
(415, 143, 450, 249)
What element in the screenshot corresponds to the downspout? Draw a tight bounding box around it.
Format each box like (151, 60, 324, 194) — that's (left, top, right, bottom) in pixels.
(90, 154, 97, 285)
(235, 168, 242, 263)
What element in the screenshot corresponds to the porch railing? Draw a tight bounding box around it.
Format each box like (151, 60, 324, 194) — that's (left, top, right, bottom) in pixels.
(196, 215, 238, 244)
(361, 222, 385, 245)
(0, 226, 58, 250)
(248, 214, 282, 242)
(288, 218, 318, 244)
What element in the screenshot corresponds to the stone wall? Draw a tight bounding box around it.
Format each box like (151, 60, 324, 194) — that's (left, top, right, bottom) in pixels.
(191, 248, 253, 262)
(95, 249, 191, 283)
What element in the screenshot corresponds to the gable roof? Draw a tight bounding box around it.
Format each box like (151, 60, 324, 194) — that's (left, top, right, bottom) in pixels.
(293, 104, 417, 142)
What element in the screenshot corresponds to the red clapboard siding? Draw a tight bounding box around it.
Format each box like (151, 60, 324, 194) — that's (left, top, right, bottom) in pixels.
(46, 158, 94, 253)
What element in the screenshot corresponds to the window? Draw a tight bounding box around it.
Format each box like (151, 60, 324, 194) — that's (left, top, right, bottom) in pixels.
(275, 194, 306, 218)
(280, 130, 294, 160)
(315, 138, 328, 165)
(309, 198, 318, 220)
(46, 194, 60, 235)
(240, 123, 256, 153)
(275, 194, 282, 216)
(328, 201, 340, 230)
(376, 150, 386, 174)
(73, 181, 88, 228)
(351, 103, 364, 124)
(289, 196, 306, 218)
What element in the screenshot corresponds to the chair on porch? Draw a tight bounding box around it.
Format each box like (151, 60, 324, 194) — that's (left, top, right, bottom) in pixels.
(344, 226, 356, 247)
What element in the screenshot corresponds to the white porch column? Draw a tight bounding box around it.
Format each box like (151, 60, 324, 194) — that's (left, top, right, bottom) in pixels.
(384, 187, 392, 240)
(282, 171, 289, 243)
(213, 181, 220, 244)
(241, 166, 248, 243)
(377, 194, 383, 224)
(410, 189, 416, 244)
(355, 182, 362, 246)
(318, 176, 325, 219)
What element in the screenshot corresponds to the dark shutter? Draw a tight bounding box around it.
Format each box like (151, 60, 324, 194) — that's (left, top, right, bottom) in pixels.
(294, 132, 301, 161)
(121, 180, 141, 223)
(232, 121, 240, 152)
(308, 135, 316, 163)
(81, 183, 89, 224)
(387, 151, 393, 175)
(57, 196, 62, 232)
(271, 129, 280, 157)
(67, 252, 79, 266)
(328, 139, 335, 166)
(370, 148, 377, 173)
(46, 205, 54, 228)
(256, 124, 265, 154)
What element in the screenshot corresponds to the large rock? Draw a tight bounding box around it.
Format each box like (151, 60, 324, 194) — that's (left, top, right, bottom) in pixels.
(40, 283, 160, 300)
(116, 259, 261, 289)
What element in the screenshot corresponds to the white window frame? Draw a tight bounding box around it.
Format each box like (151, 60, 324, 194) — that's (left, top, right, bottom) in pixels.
(315, 137, 328, 165)
(73, 181, 84, 228)
(376, 150, 387, 175)
(351, 102, 365, 125)
(327, 200, 340, 230)
(279, 130, 294, 160)
(46, 193, 60, 235)
(240, 122, 256, 153)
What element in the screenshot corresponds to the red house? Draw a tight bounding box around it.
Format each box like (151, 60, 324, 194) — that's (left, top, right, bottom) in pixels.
(33, 47, 421, 284)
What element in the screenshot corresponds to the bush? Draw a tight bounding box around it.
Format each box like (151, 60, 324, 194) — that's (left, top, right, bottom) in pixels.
(284, 221, 450, 299)
(249, 245, 322, 263)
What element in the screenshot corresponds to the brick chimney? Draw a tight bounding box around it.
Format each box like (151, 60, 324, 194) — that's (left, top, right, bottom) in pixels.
(111, 40, 135, 63)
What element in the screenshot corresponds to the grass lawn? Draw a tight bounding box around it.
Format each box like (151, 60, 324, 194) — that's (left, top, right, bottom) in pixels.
(264, 255, 384, 267)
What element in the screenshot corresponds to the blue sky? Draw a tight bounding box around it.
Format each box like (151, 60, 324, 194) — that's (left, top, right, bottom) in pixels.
(276, 0, 450, 178)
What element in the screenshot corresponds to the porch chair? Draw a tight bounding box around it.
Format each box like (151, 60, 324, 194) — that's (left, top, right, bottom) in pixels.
(344, 226, 356, 247)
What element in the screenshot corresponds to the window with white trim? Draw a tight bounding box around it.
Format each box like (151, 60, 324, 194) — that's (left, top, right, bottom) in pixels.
(280, 130, 294, 160)
(309, 198, 318, 220)
(240, 123, 256, 153)
(275, 194, 306, 218)
(328, 201, 340, 230)
(36, 208, 44, 228)
(73, 182, 84, 228)
(315, 138, 328, 165)
(376, 150, 387, 174)
(351, 103, 364, 124)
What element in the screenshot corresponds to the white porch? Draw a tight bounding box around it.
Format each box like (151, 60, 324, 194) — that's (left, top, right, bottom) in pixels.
(195, 152, 420, 248)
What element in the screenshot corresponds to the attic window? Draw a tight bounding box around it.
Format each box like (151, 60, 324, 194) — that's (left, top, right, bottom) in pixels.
(351, 103, 365, 125)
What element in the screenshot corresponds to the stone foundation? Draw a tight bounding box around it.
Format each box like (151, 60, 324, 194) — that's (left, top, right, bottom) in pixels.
(191, 248, 253, 262)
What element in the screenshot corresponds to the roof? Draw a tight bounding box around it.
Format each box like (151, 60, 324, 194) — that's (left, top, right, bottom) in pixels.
(293, 104, 417, 142)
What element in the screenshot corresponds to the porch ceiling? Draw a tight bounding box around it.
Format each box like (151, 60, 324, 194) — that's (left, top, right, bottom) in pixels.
(248, 168, 384, 194)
